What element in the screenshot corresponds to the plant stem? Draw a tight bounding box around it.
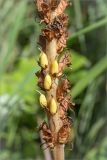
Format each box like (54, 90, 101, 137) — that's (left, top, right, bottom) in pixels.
(72, 55, 107, 98)
(53, 144, 64, 160)
(46, 39, 64, 160)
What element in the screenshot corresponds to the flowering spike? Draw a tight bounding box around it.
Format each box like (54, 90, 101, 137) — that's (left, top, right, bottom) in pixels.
(34, 0, 75, 158)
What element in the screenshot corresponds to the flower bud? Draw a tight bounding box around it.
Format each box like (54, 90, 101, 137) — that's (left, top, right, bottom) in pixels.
(49, 97, 57, 114)
(39, 52, 48, 68)
(51, 60, 59, 75)
(44, 74, 52, 90)
(39, 94, 47, 108)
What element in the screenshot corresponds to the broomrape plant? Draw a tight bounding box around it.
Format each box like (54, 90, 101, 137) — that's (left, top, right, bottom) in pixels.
(34, 0, 75, 160)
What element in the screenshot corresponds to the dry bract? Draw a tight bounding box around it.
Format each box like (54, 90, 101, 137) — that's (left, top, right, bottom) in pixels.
(39, 122, 55, 149)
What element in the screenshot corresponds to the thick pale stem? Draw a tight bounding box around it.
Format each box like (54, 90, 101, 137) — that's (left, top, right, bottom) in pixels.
(46, 39, 64, 160)
(53, 145, 64, 160)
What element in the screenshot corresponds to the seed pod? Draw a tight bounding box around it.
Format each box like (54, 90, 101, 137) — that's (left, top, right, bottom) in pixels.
(51, 60, 59, 75)
(39, 52, 48, 68)
(44, 74, 52, 90)
(49, 97, 57, 114)
(39, 94, 47, 108)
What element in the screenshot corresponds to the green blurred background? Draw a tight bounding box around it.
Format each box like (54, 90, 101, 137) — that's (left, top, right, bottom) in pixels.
(0, 0, 107, 160)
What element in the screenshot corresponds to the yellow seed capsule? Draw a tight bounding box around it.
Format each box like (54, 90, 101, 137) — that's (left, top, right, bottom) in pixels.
(39, 94, 47, 108)
(51, 60, 59, 75)
(39, 52, 48, 68)
(49, 97, 57, 114)
(44, 74, 52, 90)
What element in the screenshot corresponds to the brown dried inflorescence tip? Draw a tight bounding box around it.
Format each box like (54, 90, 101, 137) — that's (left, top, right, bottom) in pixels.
(35, 0, 69, 52)
(35, 0, 75, 151)
(35, 0, 70, 23)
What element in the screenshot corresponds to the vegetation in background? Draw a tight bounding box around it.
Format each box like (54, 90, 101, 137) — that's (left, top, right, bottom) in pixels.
(0, 0, 107, 160)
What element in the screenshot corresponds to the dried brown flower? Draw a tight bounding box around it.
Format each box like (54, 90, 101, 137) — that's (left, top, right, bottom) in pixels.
(56, 78, 70, 99)
(59, 95, 75, 112)
(49, 0, 61, 10)
(42, 14, 68, 42)
(39, 122, 55, 149)
(58, 52, 71, 75)
(57, 115, 73, 144)
(36, 69, 47, 89)
(57, 32, 68, 52)
(35, 0, 51, 24)
(55, 0, 70, 16)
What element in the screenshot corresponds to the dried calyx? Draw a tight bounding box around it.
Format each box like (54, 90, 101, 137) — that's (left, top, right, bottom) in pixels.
(35, 0, 74, 150)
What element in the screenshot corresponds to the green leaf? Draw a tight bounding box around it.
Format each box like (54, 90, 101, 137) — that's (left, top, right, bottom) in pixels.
(67, 17, 107, 47)
(84, 137, 107, 160)
(87, 118, 105, 141)
(72, 50, 90, 71)
(72, 55, 107, 98)
(0, 0, 28, 78)
(67, 70, 87, 83)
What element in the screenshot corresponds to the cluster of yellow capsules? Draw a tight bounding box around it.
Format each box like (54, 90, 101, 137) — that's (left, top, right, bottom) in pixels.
(39, 51, 58, 115)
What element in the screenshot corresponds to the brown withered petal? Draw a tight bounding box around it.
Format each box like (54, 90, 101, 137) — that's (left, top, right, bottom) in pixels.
(35, 0, 44, 11)
(58, 52, 70, 75)
(58, 116, 72, 144)
(42, 16, 68, 42)
(49, 0, 61, 10)
(57, 32, 68, 52)
(42, 28, 54, 41)
(54, 0, 70, 16)
(39, 121, 48, 131)
(59, 107, 67, 118)
(39, 122, 55, 149)
(39, 35, 46, 52)
(62, 116, 73, 127)
(35, 0, 70, 24)
(59, 95, 75, 112)
(60, 96, 71, 110)
(48, 19, 63, 38)
(57, 14, 68, 27)
(35, 0, 51, 24)
(58, 124, 70, 144)
(56, 78, 70, 99)
(36, 69, 47, 89)
(35, 0, 49, 13)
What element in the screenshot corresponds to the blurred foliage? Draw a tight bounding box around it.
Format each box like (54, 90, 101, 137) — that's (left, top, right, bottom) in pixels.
(0, 0, 107, 160)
